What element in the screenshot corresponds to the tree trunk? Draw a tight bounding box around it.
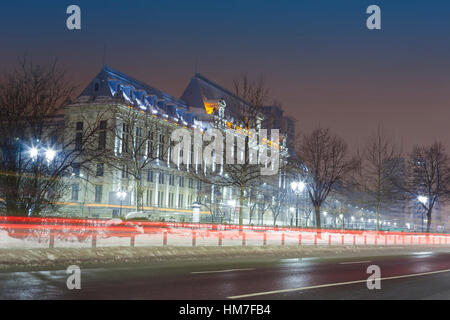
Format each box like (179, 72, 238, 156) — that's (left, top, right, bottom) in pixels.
(374, 201, 379, 231)
(135, 178, 143, 212)
(239, 185, 245, 230)
(426, 209, 432, 233)
(314, 204, 322, 237)
(314, 204, 321, 229)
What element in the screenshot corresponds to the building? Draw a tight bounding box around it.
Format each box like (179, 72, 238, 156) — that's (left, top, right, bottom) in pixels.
(58, 66, 293, 223)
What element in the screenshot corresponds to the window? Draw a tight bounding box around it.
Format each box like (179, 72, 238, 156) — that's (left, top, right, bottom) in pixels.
(147, 170, 154, 182)
(76, 122, 83, 131)
(72, 163, 80, 177)
(146, 190, 153, 205)
(93, 80, 100, 92)
(96, 163, 104, 177)
(136, 127, 143, 157)
(148, 132, 154, 158)
(71, 184, 79, 201)
(178, 194, 184, 208)
(197, 181, 202, 191)
(75, 132, 82, 150)
(158, 134, 165, 160)
(158, 172, 164, 184)
(122, 166, 129, 179)
(122, 124, 129, 153)
(179, 176, 184, 188)
(100, 120, 107, 130)
(188, 178, 194, 189)
(98, 131, 106, 150)
(169, 193, 175, 208)
(95, 185, 103, 203)
(158, 191, 164, 207)
(169, 174, 174, 186)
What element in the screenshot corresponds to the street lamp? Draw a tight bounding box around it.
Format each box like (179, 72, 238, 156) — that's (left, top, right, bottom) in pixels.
(291, 181, 305, 228)
(45, 148, 56, 162)
(339, 214, 344, 229)
(29, 147, 38, 159)
(116, 191, 126, 217)
(418, 195, 428, 205)
(417, 195, 428, 232)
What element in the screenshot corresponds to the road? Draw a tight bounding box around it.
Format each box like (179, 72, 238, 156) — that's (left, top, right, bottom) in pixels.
(1, 250, 450, 299)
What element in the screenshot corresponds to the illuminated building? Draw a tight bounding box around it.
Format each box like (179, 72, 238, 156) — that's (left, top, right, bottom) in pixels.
(59, 66, 293, 223)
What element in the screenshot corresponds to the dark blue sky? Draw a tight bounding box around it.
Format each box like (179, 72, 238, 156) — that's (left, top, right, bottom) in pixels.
(1, 0, 450, 151)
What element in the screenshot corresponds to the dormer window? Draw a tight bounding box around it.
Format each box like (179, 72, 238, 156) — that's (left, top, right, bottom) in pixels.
(93, 79, 100, 92)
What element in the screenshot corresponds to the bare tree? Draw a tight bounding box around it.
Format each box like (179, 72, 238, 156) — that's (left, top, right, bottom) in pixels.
(189, 74, 277, 229)
(269, 186, 289, 226)
(396, 142, 450, 232)
(0, 58, 107, 216)
(357, 126, 403, 230)
(103, 105, 167, 213)
(197, 182, 225, 224)
(294, 127, 358, 229)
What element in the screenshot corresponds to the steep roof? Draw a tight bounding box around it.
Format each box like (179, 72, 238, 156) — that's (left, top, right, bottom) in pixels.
(181, 73, 250, 120)
(75, 65, 195, 125)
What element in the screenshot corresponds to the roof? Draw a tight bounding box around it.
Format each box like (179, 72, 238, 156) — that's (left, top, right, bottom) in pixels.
(181, 73, 250, 121)
(75, 65, 195, 126)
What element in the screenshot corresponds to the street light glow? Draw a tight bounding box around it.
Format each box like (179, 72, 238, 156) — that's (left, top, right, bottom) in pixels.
(116, 191, 126, 200)
(418, 195, 428, 205)
(291, 181, 305, 192)
(45, 148, 56, 162)
(29, 147, 38, 159)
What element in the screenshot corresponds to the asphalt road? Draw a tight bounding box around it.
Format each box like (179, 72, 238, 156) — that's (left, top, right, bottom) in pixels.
(1, 250, 450, 299)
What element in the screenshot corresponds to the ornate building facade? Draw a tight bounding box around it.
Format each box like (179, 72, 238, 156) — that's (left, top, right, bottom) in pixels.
(59, 66, 294, 223)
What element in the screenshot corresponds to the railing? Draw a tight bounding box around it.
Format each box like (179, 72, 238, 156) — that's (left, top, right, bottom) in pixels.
(0, 216, 449, 249)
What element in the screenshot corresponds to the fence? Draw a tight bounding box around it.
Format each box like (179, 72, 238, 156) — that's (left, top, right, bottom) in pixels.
(0, 216, 449, 249)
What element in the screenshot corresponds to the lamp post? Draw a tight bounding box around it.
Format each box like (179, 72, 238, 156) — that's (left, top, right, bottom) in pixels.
(45, 148, 56, 163)
(227, 199, 236, 224)
(291, 181, 305, 228)
(417, 195, 428, 233)
(116, 191, 126, 218)
(289, 207, 295, 226)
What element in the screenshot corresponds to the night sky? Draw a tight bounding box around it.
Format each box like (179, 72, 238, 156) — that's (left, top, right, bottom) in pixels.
(1, 0, 450, 152)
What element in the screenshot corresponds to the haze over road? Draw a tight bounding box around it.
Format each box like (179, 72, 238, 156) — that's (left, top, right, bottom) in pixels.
(1, 251, 450, 299)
